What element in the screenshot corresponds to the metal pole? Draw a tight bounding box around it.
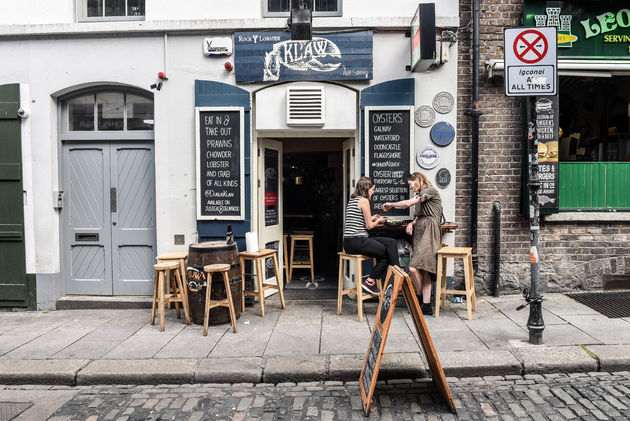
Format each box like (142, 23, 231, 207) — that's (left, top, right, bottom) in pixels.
(527, 96, 544, 345)
(492, 201, 501, 297)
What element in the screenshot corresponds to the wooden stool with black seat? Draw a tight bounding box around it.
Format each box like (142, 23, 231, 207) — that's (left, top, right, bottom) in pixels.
(156, 252, 189, 310)
(203, 264, 238, 335)
(151, 261, 191, 331)
(239, 249, 286, 317)
(435, 246, 476, 320)
(289, 231, 315, 286)
(337, 252, 381, 322)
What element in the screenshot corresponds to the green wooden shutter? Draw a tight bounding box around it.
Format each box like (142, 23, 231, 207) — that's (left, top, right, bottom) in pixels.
(559, 162, 630, 210)
(0, 84, 32, 308)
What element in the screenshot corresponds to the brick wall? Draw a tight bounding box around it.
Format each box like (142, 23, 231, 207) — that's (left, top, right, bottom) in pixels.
(455, 0, 630, 294)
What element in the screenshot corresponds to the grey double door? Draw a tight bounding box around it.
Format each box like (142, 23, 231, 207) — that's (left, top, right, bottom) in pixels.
(62, 141, 156, 296)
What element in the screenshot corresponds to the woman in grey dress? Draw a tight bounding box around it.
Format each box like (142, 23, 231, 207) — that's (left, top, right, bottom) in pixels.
(383, 172, 442, 315)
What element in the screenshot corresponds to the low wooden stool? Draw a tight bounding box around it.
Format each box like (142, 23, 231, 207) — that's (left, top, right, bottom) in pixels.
(435, 246, 476, 320)
(289, 233, 315, 287)
(203, 264, 238, 335)
(337, 252, 381, 322)
(151, 261, 191, 331)
(239, 249, 286, 317)
(156, 252, 189, 309)
(283, 234, 290, 283)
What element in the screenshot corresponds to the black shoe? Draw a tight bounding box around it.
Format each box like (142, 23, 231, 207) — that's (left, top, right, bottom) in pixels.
(361, 278, 380, 295)
(421, 302, 434, 316)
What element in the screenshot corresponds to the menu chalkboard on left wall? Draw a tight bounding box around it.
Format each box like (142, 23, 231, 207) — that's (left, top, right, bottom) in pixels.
(196, 107, 245, 220)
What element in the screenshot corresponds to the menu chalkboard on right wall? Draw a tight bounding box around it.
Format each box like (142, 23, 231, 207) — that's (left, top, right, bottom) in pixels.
(365, 107, 414, 219)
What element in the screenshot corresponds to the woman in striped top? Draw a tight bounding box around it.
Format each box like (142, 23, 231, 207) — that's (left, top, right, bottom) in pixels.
(343, 177, 399, 294)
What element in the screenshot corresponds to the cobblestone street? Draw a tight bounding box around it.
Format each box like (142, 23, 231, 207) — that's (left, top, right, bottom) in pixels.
(4, 371, 624, 420)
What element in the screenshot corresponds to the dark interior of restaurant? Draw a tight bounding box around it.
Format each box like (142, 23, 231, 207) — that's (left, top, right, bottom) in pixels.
(559, 76, 630, 162)
(280, 138, 345, 297)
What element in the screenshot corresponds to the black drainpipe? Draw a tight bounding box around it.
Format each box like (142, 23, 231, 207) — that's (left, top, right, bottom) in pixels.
(470, 0, 481, 269)
(493, 201, 501, 296)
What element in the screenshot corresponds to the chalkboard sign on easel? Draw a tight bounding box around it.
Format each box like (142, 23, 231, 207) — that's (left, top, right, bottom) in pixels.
(196, 107, 245, 220)
(365, 107, 414, 219)
(359, 265, 455, 416)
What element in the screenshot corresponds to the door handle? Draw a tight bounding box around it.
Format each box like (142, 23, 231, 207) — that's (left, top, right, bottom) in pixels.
(112, 221, 117, 226)
(110, 187, 117, 213)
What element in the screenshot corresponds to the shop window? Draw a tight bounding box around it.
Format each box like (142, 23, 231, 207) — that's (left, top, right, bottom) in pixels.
(264, 0, 341, 17)
(78, 0, 145, 21)
(66, 91, 153, 132)
(558, 76, 630, 210)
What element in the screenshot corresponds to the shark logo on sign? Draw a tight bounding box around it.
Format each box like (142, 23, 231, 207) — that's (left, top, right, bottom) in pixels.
(263, 37, 342, 81)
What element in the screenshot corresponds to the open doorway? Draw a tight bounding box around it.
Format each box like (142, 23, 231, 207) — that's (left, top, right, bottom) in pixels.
(266, 137, 349, 299)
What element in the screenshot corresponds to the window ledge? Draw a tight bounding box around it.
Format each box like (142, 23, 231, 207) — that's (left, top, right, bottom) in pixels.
(543, 212, 630, 222)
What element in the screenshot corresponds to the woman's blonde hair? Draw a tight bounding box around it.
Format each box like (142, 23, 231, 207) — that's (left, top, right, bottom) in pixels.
(407, 172, 431, 192)
(351, 176, 375, 199)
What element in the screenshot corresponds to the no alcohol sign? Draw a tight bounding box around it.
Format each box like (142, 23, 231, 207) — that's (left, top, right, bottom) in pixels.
(504, 27, 557, 96)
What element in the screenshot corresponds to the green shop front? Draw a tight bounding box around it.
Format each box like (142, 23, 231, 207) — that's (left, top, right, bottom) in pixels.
(523, 1, 630, 212)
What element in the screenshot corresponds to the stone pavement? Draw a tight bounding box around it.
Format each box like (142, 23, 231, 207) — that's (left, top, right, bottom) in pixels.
(5, 371, 630, 420)
(0, 293, 629, 385)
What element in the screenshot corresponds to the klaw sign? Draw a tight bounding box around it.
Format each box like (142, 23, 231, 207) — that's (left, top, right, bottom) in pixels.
(504, 27, 557, 96)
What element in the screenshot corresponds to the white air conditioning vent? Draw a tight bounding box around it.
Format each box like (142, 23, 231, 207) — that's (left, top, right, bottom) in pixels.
(286, 87, 325, 126)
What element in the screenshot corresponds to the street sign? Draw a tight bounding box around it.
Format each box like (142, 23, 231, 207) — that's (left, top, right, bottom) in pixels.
(504, 27, 557, 96)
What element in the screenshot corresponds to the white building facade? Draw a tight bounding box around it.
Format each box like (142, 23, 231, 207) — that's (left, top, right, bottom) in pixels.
(0, 0, 460, 309)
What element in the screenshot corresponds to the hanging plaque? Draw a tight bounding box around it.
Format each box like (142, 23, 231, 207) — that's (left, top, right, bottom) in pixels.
(433, 91, 454, 114)
(430, 121, 456, 147)
(435, 168, 451, 189)
(416, 145, 440, 169)
(414, 105, 435, 128)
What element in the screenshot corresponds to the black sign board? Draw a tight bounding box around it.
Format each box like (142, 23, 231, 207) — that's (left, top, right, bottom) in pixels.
(264, 148, 279, 226)
(366, 108, 412, 218)
(535, 96, 559, 209)
(359, 266, 455, 416)
(196, 108, 244, 220)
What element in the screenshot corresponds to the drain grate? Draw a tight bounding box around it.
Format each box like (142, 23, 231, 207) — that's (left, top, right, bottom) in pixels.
(0, 402, 33, 421)
(566, 290, 630, 318)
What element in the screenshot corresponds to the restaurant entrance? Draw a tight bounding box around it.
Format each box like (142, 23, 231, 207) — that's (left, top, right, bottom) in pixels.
(258, 137, 356, 299)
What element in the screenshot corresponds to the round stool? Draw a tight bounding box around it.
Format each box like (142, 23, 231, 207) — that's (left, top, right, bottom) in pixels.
(151, 261, 191, 331)
(204, 263, 238, 335)
(156, 252, 189, 309)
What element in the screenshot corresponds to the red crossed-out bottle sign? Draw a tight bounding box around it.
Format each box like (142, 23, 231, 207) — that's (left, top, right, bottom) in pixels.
(513, 29, 548, 64)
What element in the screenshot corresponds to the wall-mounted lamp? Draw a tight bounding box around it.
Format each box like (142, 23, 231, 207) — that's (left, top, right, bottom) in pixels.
(288, 0, 312, 40)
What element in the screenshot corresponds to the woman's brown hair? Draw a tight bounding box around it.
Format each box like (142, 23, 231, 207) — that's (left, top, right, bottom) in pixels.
(407, 172, 431, 192)
(351, 176, 375, 199)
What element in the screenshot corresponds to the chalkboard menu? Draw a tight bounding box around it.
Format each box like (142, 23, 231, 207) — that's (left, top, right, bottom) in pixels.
(365, 107, 413, 218)
(534, 96, 559, 210)
(196, 107, 245, 220)
(359, 265, 455, 416)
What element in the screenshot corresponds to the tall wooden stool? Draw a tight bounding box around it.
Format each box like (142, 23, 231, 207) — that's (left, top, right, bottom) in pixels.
(289, 233, 315, 287)
(203, 264, 238, 335)
(156, 252, 189, 309)
(151, 261, 191, 331)
(283, 234, 290, 283)
(337, 252, 381, 322)
(239, 249, 286, 317)
(435, 246, 476, 320)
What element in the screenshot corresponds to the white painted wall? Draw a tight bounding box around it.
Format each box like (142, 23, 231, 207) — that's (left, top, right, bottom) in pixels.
(0, 0, 459, 307)
(0, 36, 163, 307)
(0, 0, 458, 26)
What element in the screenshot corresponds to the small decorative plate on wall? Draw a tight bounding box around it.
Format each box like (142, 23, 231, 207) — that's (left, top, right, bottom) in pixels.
(414, 105, 435, 127)
(433, 91, 454, 114)
(416, 146, 440, 169)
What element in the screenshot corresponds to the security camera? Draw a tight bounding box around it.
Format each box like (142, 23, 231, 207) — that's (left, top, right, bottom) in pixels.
(17, 108, 29, 118)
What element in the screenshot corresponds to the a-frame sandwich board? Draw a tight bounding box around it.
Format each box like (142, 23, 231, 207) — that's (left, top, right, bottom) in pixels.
(359, 265, 456, 416)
